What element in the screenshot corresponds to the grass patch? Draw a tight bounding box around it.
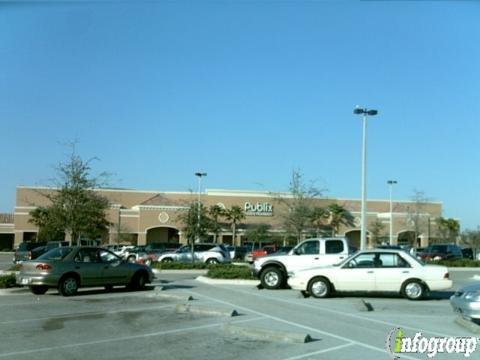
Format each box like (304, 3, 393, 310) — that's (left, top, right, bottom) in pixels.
(206, 265, 256, 280)
(0, 274, 16, 289)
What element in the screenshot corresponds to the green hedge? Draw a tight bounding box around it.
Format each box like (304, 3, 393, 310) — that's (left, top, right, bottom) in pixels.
(207, 265, 256, 280)
(425, 259, 480, 267)
(0, 274, 16, 289)
(152, 262, 211, 270)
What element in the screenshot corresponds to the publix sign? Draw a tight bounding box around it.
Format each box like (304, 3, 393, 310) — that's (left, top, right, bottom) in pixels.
(244, 202, 273, 216)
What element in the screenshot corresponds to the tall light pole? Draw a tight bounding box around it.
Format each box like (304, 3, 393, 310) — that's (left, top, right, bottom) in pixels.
(354, 107, 378, 250)
(195, 172, 207, 243)
(192, 172, 207, 263)
(387, 180, 397, 245)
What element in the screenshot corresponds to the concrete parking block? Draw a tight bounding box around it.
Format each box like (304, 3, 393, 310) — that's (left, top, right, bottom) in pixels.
(149, 292, 194, 301)
(455, 316, 480, 334)
(176, 304, 239, 317)
(352, 299, 374, 312)
(223, 324, 315, 343)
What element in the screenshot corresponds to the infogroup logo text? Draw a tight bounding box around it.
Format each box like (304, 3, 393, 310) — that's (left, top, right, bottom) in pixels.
(386, 328, 478, 359)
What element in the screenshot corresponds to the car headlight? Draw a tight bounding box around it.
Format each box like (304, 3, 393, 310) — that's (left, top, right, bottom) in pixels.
(464, 291, 480, 301)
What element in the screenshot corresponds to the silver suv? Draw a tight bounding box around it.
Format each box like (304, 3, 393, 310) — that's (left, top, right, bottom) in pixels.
(157, 243, 231, 264)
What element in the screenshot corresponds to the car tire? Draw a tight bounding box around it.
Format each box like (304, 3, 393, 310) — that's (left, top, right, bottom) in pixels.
(260, 267, 284, 290)
(308, 277, 331, 298)
(402, 280, 425, 300)
(29, 285, 48, 295)
(58, 275, 79, 297)
(206, 258, 219, 265)
(129, 272, 147, 291)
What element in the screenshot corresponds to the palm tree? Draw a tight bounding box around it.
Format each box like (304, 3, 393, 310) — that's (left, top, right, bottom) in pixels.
(208, 205, 225, 243)
(326, 204, 354, 236)
(223, 206, 245, 246)
(310, 207, 328, 237)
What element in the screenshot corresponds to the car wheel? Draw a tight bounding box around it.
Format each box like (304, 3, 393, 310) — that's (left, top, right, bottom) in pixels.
(260, 267, 284, 290)
(161, 258, 173, 263)
(129, 272, 147, 291)
(59, 276, 79, 297)
(402, 280, 425, 300)
(206, 258, 219, 265)
(308, 277, 331, 298)
(29, 285, 48, 295)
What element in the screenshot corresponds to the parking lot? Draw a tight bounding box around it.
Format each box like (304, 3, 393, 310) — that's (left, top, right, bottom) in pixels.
(1, 258, 480, 360)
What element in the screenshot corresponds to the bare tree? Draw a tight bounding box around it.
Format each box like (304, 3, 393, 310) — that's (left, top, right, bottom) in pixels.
(405, 189, 430, 248)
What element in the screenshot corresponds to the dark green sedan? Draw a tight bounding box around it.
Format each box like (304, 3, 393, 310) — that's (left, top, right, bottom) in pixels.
(16, 246, 154, 296)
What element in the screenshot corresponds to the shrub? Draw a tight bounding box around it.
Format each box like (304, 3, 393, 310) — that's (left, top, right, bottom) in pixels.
(425, 259, 480, 267)
(0, 274, 16, 289)
(152, 262, 210, 270)
(207, 265, 256, 280)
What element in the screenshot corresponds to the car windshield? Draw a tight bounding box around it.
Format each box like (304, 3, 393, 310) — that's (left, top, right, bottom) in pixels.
(37, 247, 73, 261)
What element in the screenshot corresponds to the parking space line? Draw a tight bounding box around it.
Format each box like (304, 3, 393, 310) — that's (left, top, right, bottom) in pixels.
(184, 288, 422, 360)
(226, 287, 459, 338)
(0, 304, 175, 325)
(0, 316, 264, 358)
(282, 342, 355, 360)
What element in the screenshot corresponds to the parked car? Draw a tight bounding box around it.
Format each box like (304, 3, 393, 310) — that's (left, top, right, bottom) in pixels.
(288, 249, 452, 300)
(269, 245, 294, 256)
(450, 283, 480, 323)
(226, 245, 248, 261)
(420, 244, 463, 261)
(13, 241, 46, 264)
(253, 237, 354, 289)
(16, 246, 154, 296)
(251, 245, 277, 261)
(157, 243, 231, 264)
(23, 241, 70, 260)
(461, 247, 474, 260)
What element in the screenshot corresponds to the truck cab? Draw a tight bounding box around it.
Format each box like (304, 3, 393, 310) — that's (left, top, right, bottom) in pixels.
(253, 237, 354, 289)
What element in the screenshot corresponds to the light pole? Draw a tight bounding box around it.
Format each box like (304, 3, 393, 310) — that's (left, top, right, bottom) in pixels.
(387, 180, 397, 245)
(192, 172, 207, 263)
(354, 107, 378, 250)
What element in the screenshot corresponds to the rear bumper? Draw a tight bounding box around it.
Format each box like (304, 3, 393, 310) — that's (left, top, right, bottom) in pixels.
(425, 279, 452, 291)
(16, 273, 61, 287)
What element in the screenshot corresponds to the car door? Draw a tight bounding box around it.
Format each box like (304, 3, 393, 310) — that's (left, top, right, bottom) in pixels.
(335, 253, 376, 291)
(74, 248, 105, 286)
(373, 253, 412, 292)
(288, 240, 322, 271)
(98, 249, 130, 285)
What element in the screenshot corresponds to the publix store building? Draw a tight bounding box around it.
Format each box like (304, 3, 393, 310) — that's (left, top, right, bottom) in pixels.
(2, 186, 443, 249)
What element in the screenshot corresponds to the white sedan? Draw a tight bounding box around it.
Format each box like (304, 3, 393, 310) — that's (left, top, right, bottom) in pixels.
(288, 249, 452, 300)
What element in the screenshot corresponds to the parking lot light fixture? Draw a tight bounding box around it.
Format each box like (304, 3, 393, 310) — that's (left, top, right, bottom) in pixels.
(387, 180, 398, 245)
(194, 172, 207, 263)
(353, 106, 378, 250)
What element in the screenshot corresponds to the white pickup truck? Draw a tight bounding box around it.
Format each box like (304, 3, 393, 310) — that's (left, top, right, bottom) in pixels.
(253, 237, 355, 289)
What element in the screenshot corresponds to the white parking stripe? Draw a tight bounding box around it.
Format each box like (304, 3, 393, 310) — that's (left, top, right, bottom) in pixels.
(282, 343, 355, 360)
(0, 316, 263, 358)
(226, 286, 460, 338)
(184, 288, 422, 360)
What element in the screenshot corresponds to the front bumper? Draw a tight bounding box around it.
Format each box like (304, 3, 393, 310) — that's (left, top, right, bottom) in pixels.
(450, 294, 480, 320)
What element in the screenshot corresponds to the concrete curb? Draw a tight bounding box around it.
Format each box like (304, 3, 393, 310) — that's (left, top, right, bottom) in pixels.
(455, 317, 480, 334)
(196, 275, 259, 286)
(176, 304, 239, 317)
(448, 268, 480, 272)
(223, 324, 314, 343)
(0, 287, 29, 296)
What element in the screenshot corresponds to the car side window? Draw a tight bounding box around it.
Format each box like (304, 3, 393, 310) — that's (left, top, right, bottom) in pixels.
(325, 240, 344, 254)
(296, 240, 319, 255)
(345, 253, 376, 268)
(75, 249, 99, 263)
(99, 250, 120, 263)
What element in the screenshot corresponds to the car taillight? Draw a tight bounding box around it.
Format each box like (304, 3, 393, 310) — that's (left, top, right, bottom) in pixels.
(444, 272, 450, 279)
(36, 263, 52, 271)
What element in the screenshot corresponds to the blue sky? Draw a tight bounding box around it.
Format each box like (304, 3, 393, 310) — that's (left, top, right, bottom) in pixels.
(1, 1, 479, 229)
